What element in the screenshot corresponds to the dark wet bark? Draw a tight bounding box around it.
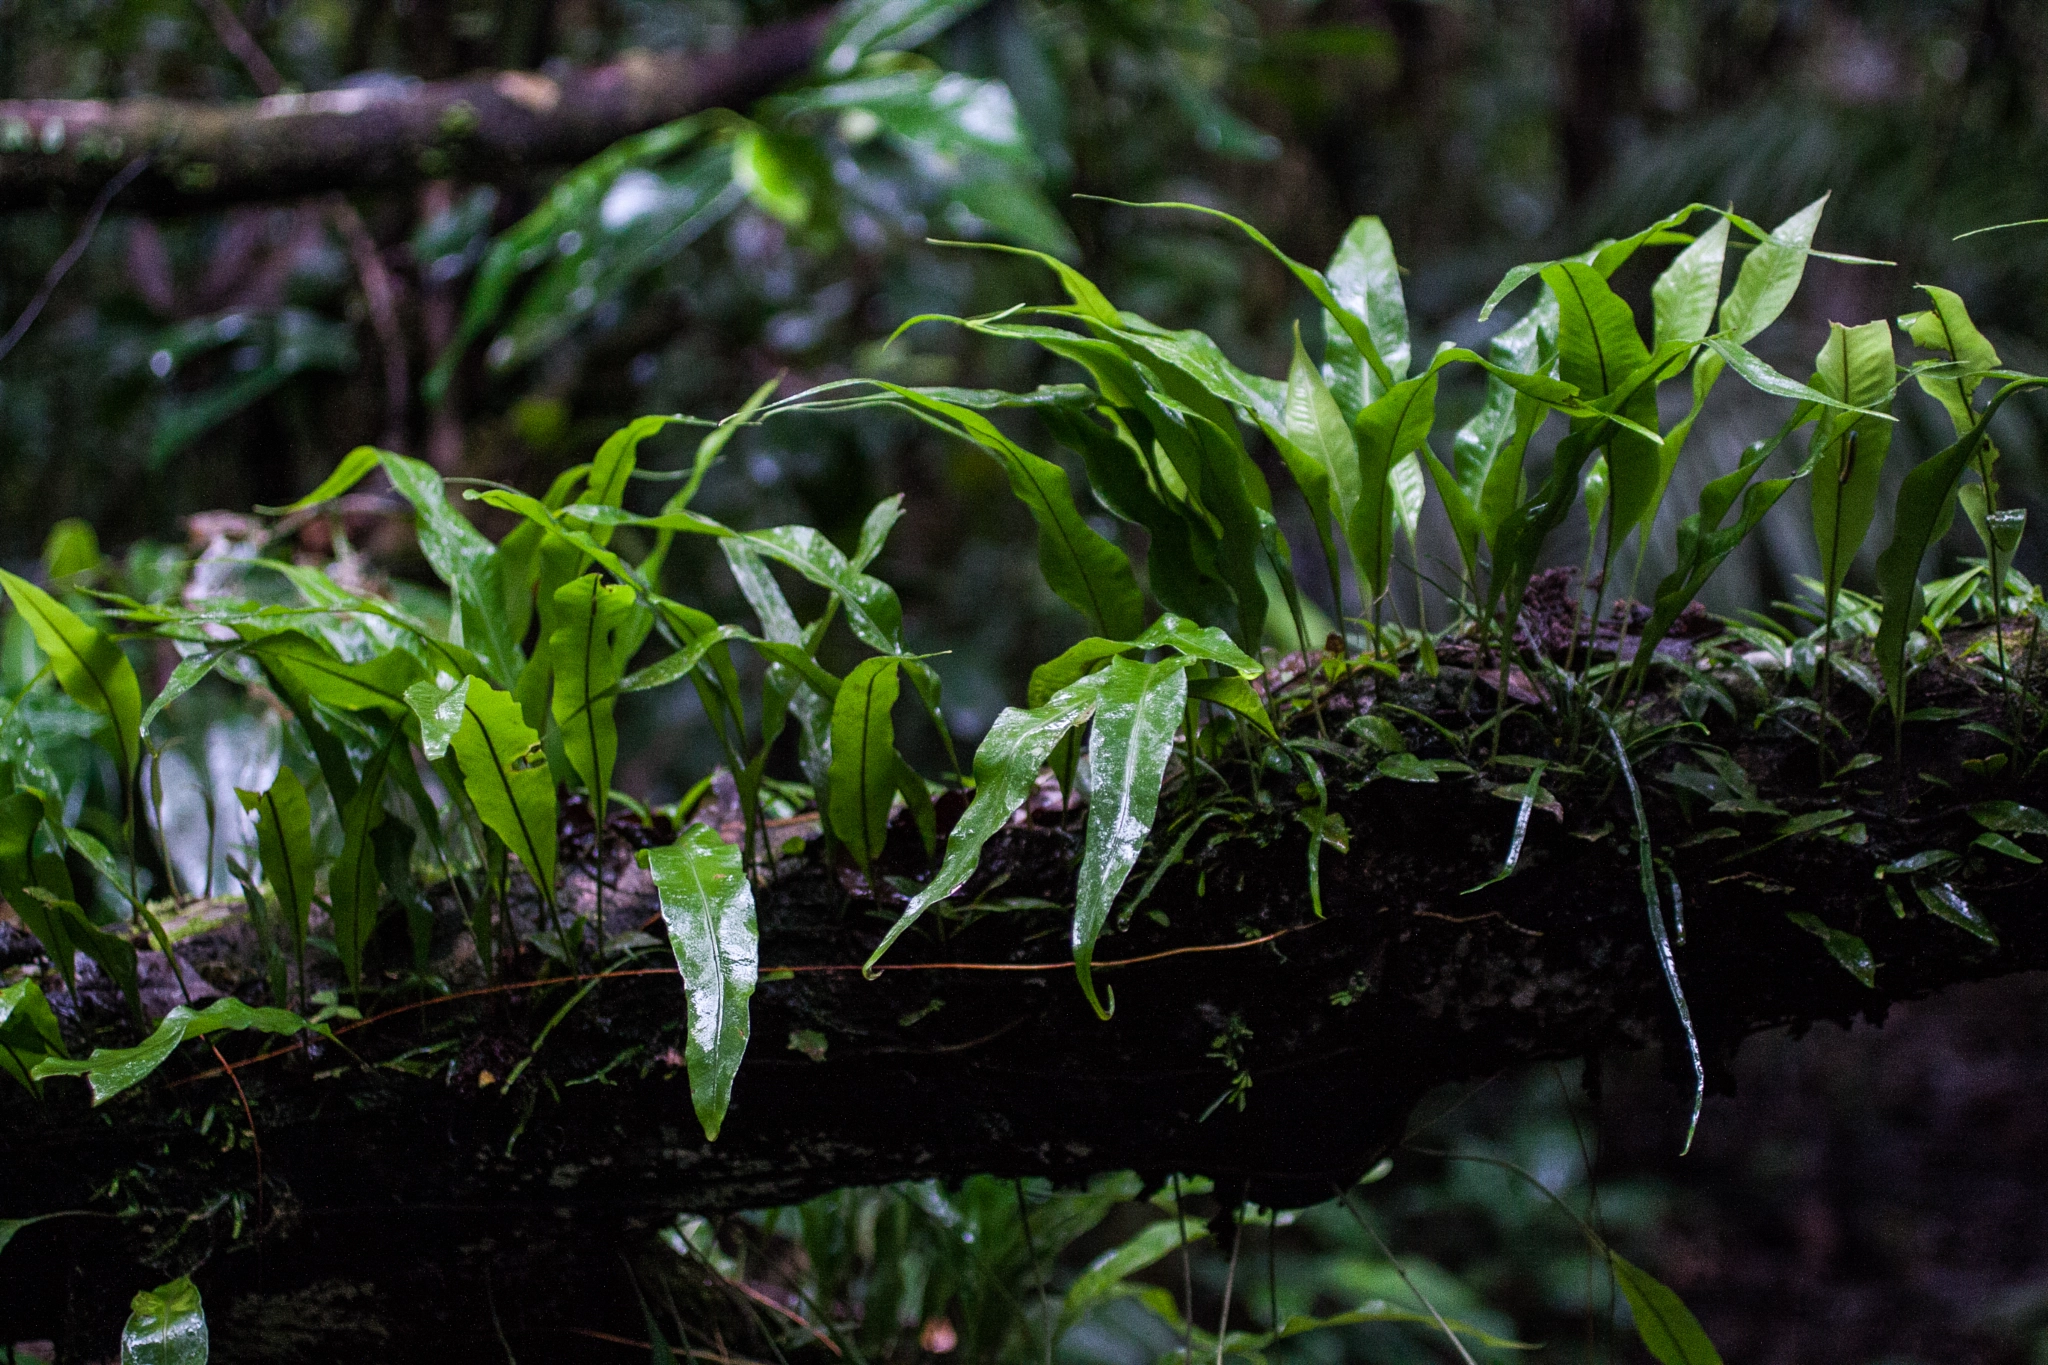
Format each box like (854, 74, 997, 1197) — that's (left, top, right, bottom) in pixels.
(3, 666, 2046, 1360)
(0, 13, 826, 212)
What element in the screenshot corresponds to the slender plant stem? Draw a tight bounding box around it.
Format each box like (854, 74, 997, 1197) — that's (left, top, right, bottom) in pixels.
(1215, 1210, 1242, 1365)
(1172, 1173, 1194, 1364)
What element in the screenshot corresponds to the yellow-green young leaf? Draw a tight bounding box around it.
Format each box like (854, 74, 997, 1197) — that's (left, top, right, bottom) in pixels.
(1073, 656, 1188, 1018)
(329, 737, 397, 991)
(120, 1276, 208, 1365)
(1321, 214, 1410, 411)
(867, 675, 1103, 971)
(236, 768, 316, 961)
(1905, 284, 2002, 436)
(403, 676, 471, 761)
(1610, 1251, 1725, 1365)
(450, 680, 558, 902)
(35, 997, 315, 1104)
(0, 569, 141, 785)
(638, 825, 757, 1141)
(378, 450, 522, 687)
(1349, 371, 1439, 601)
(732, 124, 812, 224)
(1716, 193, 1827, 343)
(1809, 321, 1897, 604)
(550, 575, 639, 821)
(829, 656, 903, 871)
(1651, 215, 1728, 350)
(1275, 329, 1350, 574)
(0, 977, 66, 1092)
(265, 444, 382, 513)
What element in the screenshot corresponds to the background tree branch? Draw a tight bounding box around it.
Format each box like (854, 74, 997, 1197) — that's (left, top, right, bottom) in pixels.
(0, 13, 828, 211)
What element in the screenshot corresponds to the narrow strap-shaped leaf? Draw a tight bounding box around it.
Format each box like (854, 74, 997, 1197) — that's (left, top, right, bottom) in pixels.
(1652, 216, 1728, 350)
(1078, 198, 1395, 392)
(0, 793, 74, 989)
(139, 647, 230, 737)
(550, 574, 638, 824)
(1609, 1251, 1726, 1365)
(449, 678, 558, 904)
(236, 768, 316, 963)
(376, 450, 523, 686)
(1349, 371, 1440, 601)
(0, 570, 141, 786)
(34, 997, 317, 1104)
(866, 677, 1103, 971)
(828, 656, 903, 871)
(1873, 380, 2043, 718)
(1322, 214, 1410, 410)
(1715, 193, 1828, 343)
(639, 825, 758, 1141)
(869, 383, 1144, 639)
(1810, 321, 1897, 605)
(329, 731, 398, 992)
(1701, 337, 1893, 418)
(1478, 203, 1708, 319)
(1073, 656, 1188, 1018)
(1042, 404, 1239, 631)
(1627, 413, 1813, 687)
(236, 630, 422, 716)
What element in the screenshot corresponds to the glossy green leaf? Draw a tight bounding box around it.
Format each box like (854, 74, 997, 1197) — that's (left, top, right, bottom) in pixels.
(1073, 656, 1188, 1018)
(139, 648, 229, 737)
(1916, 880, 1997, 944)
(235, 768, 316, 966)
(1873, 385, 2032, 719)
(731, 125, 813, 225)
(0, 977, 66, 1092)
(0, 569, 141, 785)
(1808, 321, 1897, 605)
(1905, 284, 2003, 441)
(829, 656, 903, 871)
(378, 450, 522, 686)
(1349, 371, 1439, 600)
(1786, 912, 1876, 988)
(1610, 1251, 1725, 1365)
(639, 825, 758, 1141)
(1187, 674, 1275, 737)
(35, 997, 316, 1104)
(449, 678, 558, 903)
(1274, 330, 1350, 590)
(120, 1276, 208, 1365)
(1970, 801, 2048, 836)
(551, 575, 638, 825)
(867, 676, 1102, 971)
(0, 792, 74, 986)
(1321, 214, 1409, 410)
(1652, 215, 1728, 350)
(1716, 194, 1827, 343)
(1059, 1217, 1210, 1333)
(871, 384, 1143, 637)
(329, 733, 397, 992)
(237, 631, 420, 717)
(1090, 197, 1395, 390)
(1629, 413, 1813, 687)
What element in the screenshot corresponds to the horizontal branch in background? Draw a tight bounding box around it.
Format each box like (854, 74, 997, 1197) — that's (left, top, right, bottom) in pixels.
(0, 13, 827, 211)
